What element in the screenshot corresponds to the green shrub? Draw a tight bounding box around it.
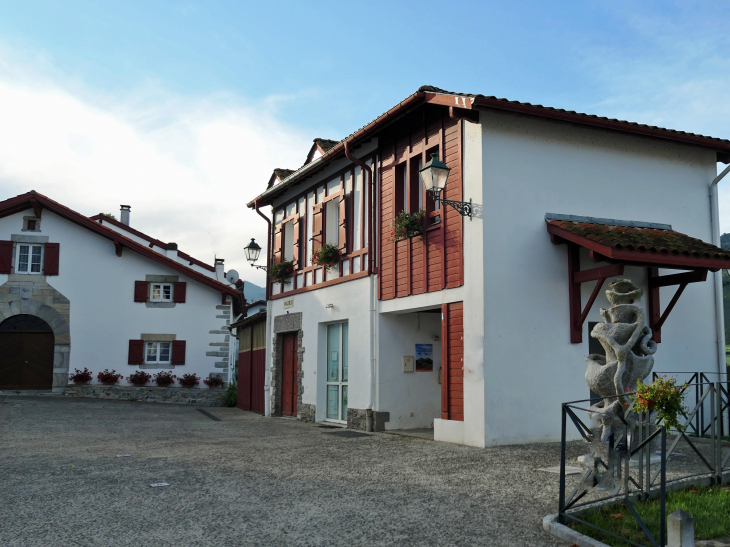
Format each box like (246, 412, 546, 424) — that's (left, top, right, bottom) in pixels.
(221, 383, 237, 407)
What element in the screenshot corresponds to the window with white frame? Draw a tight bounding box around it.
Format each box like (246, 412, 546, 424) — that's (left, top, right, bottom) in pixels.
(15, 244, 43, 274)
(150, 283, 173, 302)
(146, 341, 172, 364)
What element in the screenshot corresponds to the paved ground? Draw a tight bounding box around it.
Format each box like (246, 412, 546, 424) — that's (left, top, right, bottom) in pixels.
(0, 396, 575, 547)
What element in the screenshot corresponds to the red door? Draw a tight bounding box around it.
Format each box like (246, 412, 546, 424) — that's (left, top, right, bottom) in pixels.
(281, 332, 298, 416)
(441, 302, 464, 421)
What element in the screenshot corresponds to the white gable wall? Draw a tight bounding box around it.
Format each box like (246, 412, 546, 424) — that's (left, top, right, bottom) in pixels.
(469, 110, 719, 446)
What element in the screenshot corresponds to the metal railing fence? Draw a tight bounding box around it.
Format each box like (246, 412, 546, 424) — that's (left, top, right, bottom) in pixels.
(558, 379, 729, 547)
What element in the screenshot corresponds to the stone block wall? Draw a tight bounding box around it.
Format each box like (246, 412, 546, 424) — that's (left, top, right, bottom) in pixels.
(0, 276, 71, 392)
(64, 384, 226, 406)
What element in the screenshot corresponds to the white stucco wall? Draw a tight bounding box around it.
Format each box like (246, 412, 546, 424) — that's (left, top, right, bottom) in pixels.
(267, 276, 373, 421)
(377, 312, 442, 430)
(473, 111, 720, 446)
(0, 209, 231, 386)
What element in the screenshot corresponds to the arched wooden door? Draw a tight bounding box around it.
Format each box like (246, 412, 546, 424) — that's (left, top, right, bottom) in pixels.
(0, 315, 55, 390)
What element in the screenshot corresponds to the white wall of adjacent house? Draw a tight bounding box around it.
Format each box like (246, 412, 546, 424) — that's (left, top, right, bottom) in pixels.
(466, 110, 720, 447)
(0, 209, 229, 387)
(268, 276, 372, 422)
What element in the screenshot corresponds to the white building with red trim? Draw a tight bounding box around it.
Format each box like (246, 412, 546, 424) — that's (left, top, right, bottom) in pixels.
(0, 191, 242, 393)
(245, 86, 730, 447)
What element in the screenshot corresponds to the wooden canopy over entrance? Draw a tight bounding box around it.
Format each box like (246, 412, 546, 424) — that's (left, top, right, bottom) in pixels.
(546, 214, 730, 344)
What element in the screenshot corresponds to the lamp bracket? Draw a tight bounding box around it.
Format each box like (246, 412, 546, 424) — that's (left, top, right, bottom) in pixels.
(433, 193, 479, 220)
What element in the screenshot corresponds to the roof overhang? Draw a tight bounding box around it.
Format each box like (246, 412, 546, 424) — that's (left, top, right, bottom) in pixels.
(546, 217, 730, 271)
(0, 191, 240, 298)
(546, 213, 728, 344)
(247, 86, 730, 209)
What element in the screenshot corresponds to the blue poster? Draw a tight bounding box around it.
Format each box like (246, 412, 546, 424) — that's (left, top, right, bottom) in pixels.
(415, 344, 433, 371)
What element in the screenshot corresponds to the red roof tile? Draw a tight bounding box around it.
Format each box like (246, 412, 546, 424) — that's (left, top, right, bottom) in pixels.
(546, 218, 730, 270)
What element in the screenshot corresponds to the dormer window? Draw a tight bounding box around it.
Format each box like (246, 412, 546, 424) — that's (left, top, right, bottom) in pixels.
(150, 283, 173, 302)
(16, 244, 43, 274)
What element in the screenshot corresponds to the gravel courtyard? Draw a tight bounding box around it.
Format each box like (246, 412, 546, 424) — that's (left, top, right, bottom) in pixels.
(0, 396, 571, 547)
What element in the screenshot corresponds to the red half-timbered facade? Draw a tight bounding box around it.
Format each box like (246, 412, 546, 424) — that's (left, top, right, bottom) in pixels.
(378, 106, 463, 300)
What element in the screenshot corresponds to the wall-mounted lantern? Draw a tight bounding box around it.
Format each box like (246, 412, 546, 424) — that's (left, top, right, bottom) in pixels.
(244, 238, 267, 271)
(419, 152, 475, 219)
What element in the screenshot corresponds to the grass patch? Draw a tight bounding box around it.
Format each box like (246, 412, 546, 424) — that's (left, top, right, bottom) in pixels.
(569, 485, 730, 546)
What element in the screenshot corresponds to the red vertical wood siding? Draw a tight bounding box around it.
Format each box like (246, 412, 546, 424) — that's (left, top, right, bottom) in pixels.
(440, 301, 464, 421)
(238, 350, 252, 410)
(237, 347, 266, 415)
(378, 108, 463, 301)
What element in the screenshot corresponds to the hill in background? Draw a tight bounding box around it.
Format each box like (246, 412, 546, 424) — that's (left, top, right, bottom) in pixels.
(242, 281, 265, 303)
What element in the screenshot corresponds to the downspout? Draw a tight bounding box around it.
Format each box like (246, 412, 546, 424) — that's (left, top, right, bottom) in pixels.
(710, 164, 730, 380)
(254, 198, 273, 301)
(345, 141, 375, 432)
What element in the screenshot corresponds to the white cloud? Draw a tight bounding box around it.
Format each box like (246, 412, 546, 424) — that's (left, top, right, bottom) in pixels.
(576, 5, 730, 231)
(0, 45, 312, 288)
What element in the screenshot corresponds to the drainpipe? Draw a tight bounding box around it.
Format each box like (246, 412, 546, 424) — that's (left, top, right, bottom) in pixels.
(254, 198, 273, 301)
(345, 141, 375, 431)
(710, 164, 730, 380)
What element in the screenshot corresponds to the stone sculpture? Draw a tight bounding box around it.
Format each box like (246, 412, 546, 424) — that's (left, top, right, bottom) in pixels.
(585, 278, 657, 441)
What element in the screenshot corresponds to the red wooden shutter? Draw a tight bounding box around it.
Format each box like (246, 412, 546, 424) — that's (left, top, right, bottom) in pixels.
(292, 216, 301, 269)
(171, 340, 186, 365)
(273, 223, 283, 265)
(338, 193, 348, 254)
(0, 241, 12, 274)
(128, 340, 144, 365)
(173, 282, 187, 303)
(311, 204, 323, 256)
(134, 281, 149, 302)
(43, 242, 60, 276)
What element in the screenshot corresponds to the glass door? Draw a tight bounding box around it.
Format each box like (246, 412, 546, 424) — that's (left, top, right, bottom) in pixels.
(326, 322, 348, 423)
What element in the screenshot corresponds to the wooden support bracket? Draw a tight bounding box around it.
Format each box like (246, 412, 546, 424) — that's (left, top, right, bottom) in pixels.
(648, 269, 707, 343)
(29, 197, 42, 218)
(568, 242, 625, 343)
(113, 240, 123, 257)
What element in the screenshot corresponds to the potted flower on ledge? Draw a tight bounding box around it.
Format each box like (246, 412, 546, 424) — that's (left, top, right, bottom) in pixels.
(391, 210, 425, 242)
(203, 374, 225, 388)
(629, 375, 688, 431)
(178, 373, 200, 388)
(312, 243, 340, 271)
(97, 369, 123, 386)
(269, 259, 294, 284)
(127, 371, 152, 387)
(69, 368, 93, 385)
(153, 371, 176, 387)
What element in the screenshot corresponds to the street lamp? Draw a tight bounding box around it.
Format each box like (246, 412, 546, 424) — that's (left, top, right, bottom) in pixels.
(419, 152, 474, 219)
(244, 238, 267, 271)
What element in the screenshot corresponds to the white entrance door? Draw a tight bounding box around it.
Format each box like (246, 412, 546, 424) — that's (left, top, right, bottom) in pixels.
(326, 322, 348, 423)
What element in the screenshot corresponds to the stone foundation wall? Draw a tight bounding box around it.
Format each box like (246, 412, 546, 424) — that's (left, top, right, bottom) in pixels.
(298, 403, 315, 423)
(64, 385, 225, 406)
(347, 409, 390, 431)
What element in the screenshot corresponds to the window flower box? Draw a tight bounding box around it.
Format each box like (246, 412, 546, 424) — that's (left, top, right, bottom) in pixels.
(391, 210, 426, 242)
(312, 243, 340, 271)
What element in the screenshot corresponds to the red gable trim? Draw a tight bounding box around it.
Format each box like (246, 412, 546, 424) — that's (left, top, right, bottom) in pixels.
(0, 191, 239, 297)
(90, 214, 215, 272)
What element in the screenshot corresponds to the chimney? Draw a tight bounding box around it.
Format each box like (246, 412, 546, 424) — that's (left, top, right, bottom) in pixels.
(166, 242, 178, 259)
(215, 258, 225, 280)
(120, 205, 131, 226)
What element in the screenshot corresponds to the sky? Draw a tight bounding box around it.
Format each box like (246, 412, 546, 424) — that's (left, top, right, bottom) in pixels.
(0, 0, 729, 286)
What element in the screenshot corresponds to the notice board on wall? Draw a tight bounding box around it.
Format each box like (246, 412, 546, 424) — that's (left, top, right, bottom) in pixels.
(415, 344, 433, 372)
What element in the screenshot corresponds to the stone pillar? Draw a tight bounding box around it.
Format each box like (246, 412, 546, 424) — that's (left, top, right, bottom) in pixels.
(667, 509, 694, 547)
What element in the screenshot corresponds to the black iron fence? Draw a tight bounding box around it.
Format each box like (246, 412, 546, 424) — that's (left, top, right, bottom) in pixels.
(558, 378, 730, 547)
